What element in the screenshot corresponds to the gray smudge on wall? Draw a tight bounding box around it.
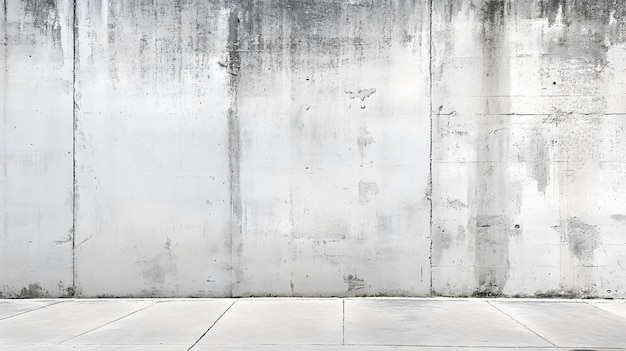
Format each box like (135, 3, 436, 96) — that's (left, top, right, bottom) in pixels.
(473, 215, 510, 296)
(357, 127, 375, 158)
(19, 283, 45, 298)
(538, 0, 626, 104)
(611, 214, 626, 222)
(344, 274, 365, 292)
(566, 217, 599, 262)
(358, 181, 379, 204)
(526, 130, 550, 193)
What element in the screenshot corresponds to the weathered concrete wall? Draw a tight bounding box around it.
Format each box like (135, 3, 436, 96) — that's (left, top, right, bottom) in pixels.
(432, 0, 626, 298)
(228, 0, 431, 296)
(1, 0, 626, 298)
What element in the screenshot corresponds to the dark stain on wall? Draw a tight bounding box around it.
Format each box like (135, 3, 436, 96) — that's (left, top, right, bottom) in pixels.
(19, 0, 63, 50)
(611, 214, 626, 222)
(567, 217, 599, 262)
(473, 0, 512, 297)
(539, 0, 626, 26)
(537, 0, 626, 63)
(227, 1, 254, 295)
(22, 0, 62, 45)
(473, 215, 510, 296)
(344, 274, 366, 292)
(18, 283, 46, 298)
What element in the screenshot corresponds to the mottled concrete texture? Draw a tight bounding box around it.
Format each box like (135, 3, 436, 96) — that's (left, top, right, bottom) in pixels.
(431, 0, 626, 298)
(1, 0, 626, 298)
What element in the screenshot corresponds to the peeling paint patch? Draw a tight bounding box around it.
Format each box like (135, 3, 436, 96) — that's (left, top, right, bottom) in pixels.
(358, 181, 379, 204)
(344, 274, 365, 292)
(345, 88, 376, 101)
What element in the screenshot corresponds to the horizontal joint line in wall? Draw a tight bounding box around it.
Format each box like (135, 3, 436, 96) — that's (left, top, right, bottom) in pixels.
(432, 160, 626, 164)
(461, 95, 608, 98)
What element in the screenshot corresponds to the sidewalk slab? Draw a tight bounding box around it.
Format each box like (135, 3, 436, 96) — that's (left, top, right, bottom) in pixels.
(587, 299, 626, 320)
(0, 299, 60, 320)
(491, 300, 626, 348)
(343, 299, 552, 347)
(193, 346, 620, 351)
(64, 299, 234, 345)
(197, 298, 343, 345)
(0, 346, 185, 351)
(0, 300, 156, 345)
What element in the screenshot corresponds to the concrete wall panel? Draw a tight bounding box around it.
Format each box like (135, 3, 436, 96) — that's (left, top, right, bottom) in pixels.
(432, 0, 626, 298)
(73, 0, 233, 297)
(229, 0, 432, 296)
(0, 0, 74, 298)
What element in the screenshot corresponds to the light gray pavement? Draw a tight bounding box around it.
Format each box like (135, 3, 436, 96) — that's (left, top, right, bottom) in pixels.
(1, 298, 625, 350)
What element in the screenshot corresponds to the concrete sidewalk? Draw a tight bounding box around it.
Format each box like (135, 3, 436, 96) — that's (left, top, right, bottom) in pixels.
(1, 298, 625, 350)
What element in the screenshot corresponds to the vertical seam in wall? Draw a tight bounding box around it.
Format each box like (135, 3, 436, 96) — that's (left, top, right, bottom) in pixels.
(2, 0, 8, 247)
(428, 0, 434, 297)
(2, 0, 6, 240)
(71, 0, 77, 297)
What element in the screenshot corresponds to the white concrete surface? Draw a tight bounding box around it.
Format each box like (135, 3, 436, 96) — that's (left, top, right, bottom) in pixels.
(344, 299, 551, 347)
(491, 300, 626, 348)
(0, 300, 156, 345)
(0, 300, 60, 320)
(588, 299, 626, 320)
(2, 0, 626, 298)
(0, 0, 74, 298)
(0, 298, 625, 350)
(66, 300, 234, 345)
(198, 299, 343, 346)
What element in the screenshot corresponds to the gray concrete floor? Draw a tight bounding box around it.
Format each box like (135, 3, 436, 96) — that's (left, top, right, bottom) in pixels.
(0, 298, 625, 350)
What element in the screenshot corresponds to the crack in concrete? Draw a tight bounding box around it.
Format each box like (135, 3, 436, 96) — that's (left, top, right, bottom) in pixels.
(486, 301, 557, 347)
(187, 300, 237, 350)
(58, 300, 161, 344)
(0, 300, 64, 321)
